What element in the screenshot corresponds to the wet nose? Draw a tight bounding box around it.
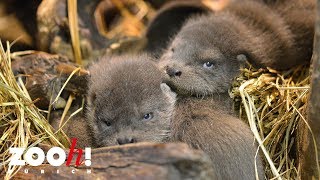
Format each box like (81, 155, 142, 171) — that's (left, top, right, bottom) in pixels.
(166, 66, 182, 77)
(117, 137, 136, 145)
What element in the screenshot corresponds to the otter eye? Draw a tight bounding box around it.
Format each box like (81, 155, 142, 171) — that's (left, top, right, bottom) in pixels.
(203, 62, 214, 69)
(143, 113, 153, 121)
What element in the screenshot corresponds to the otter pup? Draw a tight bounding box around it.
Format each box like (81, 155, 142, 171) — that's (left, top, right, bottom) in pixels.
(87, 54, 264, 179)
(86, 55, 176, 147)
(159, 0, 314, 96)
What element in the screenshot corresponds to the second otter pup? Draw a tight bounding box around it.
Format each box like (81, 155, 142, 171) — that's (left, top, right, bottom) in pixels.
(160, 0, 314, 96)
(87, 55, 176, 147)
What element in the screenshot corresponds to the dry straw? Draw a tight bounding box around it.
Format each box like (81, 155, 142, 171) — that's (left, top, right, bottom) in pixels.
(68, 0, 82, 65)
(230, 64, 310, 179)
(0, 41, 70, 179)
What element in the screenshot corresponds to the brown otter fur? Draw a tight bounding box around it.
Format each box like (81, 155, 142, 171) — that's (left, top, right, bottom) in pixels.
(172, 96, 264, 179)
(268, 0, 315, 64)
(64, 115, 94, 148)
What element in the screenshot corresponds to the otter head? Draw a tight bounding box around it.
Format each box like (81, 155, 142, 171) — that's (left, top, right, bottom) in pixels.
(159, 15, 249, 96)
(87, 55, 176, 147)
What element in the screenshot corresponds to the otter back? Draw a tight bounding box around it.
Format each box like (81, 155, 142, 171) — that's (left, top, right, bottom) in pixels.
(171, 97, 265, 179)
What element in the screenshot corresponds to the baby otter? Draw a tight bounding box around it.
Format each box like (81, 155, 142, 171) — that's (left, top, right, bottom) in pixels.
(87, 54, 264, 179)
(159, 0, 315, 96)
(86, 54, 176, 147)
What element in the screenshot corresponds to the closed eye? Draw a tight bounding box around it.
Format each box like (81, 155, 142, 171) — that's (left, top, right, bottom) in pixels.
(97, 116, 112, 127)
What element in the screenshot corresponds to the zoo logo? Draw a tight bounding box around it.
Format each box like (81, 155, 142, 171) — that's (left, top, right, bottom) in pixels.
(9, 138, 91, 167)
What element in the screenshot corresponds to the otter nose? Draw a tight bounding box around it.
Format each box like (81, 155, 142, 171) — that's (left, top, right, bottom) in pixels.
(117, 137, 136, 145)
(166, 66, 182, 77)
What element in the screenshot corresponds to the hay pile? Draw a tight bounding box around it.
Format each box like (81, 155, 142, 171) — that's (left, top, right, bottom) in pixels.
(230, 64, 310, 179)
(0, 42, 70, 179)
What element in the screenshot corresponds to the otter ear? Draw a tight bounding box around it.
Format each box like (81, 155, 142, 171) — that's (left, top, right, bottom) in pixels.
(160, 83, 176, 100)
(236, 54, 248, 63)
(237, 54, 250, 67)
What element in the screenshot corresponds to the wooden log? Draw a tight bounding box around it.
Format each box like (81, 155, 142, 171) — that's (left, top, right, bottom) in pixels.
(11, 52, 89, 110)
(10, 143, 215, 179)
(298, 0, 320, 178)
